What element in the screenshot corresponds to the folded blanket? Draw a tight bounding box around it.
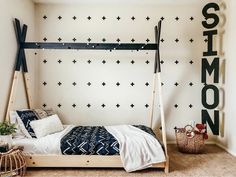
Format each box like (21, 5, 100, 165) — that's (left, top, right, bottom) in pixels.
(61, 126, 119, 155)
(60, 125, 155, 156)
(105, 125, 166, 172)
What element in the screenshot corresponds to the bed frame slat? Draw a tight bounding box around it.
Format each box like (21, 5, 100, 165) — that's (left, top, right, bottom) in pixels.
(25, 155, 166, 168)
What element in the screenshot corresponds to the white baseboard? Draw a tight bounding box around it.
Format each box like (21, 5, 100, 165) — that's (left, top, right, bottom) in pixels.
(167, 141, 236, 157)
(215, 143, 236, 157)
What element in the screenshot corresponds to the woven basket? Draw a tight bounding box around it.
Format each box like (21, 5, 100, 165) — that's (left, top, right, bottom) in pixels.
(175, 125, 205, 154)
(0, 148, 26, 177)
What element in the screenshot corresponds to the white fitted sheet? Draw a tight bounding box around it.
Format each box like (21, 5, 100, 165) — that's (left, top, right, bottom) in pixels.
(12, 125, 75, 155)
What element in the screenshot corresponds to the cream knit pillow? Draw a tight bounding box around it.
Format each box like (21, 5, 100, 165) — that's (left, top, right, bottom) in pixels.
(30, 114, 64, 138)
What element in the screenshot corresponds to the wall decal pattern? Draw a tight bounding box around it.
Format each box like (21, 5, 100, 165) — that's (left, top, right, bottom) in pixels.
(34, 3, 211, 140)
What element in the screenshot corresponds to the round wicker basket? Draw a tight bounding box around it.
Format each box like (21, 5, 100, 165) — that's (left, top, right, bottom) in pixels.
(175, 125, 205, 154)
(0, 148, 26, 177)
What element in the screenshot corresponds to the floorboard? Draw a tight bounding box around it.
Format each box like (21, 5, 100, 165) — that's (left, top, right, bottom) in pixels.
(26, 145, 236, 177)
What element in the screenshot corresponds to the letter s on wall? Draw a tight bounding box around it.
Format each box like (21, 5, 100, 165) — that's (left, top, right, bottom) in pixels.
(202, 2, 220, 29)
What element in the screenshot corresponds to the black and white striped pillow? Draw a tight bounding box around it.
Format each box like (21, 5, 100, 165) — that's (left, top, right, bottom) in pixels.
(16, 110, 39, 138)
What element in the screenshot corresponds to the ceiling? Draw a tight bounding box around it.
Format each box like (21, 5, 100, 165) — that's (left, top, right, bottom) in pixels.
(32, 0, 202, 5)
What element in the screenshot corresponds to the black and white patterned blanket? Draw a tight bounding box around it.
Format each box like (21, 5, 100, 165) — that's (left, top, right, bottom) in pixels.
(60, 125, 156, 155)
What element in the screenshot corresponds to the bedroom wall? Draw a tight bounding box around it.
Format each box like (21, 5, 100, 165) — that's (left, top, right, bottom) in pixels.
(34, 1, 220, 142)
(0, 0, 36, 122)
(216, 0, 236, 156)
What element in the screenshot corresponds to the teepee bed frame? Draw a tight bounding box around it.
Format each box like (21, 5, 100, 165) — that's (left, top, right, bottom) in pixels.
(5, 18, 169, 173)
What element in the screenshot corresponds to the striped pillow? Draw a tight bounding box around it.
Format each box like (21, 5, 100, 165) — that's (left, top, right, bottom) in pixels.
(16, 110, 39, 138)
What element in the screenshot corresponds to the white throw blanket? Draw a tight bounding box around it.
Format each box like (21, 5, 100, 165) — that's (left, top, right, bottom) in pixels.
(105, 125, 166, 172)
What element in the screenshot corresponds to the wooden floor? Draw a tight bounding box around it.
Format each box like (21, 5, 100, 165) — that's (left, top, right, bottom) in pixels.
(26, 145, 236, 177)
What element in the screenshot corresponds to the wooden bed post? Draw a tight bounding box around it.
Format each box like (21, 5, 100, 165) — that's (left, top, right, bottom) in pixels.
(5, 71, 20, 122)
(5, 19, 31, 122)
(148, 74, 157, 128)
(148, 21, 169, 173)
(157, 71, 169, 173)
(157, 21, 169, 173)
(149, 21, 163, 129)
(23, 72, 33, 109)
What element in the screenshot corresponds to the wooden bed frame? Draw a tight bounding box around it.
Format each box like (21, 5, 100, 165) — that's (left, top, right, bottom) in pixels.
(25, 154, 169, 173)
(4, 19, 169, 173)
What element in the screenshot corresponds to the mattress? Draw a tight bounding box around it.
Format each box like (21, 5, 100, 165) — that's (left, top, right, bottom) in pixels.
(13, 125, 157, 155)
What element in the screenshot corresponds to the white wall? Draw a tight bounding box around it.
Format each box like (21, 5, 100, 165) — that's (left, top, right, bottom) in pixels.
(0, 0, 36, 122)
(2, 0, 234, 149)
(34, 1, 218, 142)
(216, 0, 236, 156)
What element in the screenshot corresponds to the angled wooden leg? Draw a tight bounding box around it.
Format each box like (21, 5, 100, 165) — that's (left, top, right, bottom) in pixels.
(164, 155, 169, 173)
(5, 71, 20, 122)
(23, 72, 32, 109)
(148, 73, 157, 128)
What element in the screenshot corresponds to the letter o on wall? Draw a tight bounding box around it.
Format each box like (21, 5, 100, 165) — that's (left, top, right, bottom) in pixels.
(202, 84, 219, 109)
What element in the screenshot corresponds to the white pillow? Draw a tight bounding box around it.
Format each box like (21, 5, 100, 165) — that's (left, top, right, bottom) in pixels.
(30, 114, 64, 138)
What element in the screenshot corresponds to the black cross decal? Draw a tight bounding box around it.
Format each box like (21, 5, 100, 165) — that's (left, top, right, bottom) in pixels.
(14, 19, 28, 72)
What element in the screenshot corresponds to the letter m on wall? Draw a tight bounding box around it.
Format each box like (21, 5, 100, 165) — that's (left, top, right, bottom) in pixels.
(202, 58, 219, 83)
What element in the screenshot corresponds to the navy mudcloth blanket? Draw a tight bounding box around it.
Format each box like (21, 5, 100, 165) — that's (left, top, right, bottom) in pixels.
(60, 125, 156, 155)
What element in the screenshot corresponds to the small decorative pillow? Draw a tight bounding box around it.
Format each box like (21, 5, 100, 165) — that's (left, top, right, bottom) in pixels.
(30, 114, 64, 138)
(16, 110, 39, 138)
(33, 108, 54, 119)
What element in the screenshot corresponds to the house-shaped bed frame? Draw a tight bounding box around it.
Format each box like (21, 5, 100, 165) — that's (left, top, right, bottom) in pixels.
(5, 18, 169, 173)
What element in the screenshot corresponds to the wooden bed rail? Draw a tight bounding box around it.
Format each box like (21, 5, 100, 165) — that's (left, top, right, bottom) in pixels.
(25, 154, 169, 173)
